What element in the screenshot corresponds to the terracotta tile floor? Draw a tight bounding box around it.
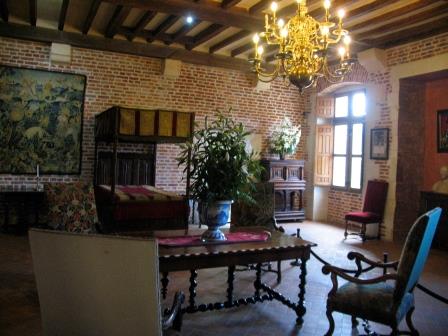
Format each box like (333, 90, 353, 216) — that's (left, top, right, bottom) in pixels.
(1, 221, 447, 336)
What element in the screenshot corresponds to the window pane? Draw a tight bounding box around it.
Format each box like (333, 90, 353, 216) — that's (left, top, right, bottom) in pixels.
(352, 123, 363, 155)
(332, 156, 346, 187)
(352, 92, 366, 116)
(335, 96, 348, 117)
(351, 157, 362, 189)
(334, 124, 347, 155)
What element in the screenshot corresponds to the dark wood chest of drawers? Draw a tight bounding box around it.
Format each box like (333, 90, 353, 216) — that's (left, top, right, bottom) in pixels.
(261, 159, 306, 222)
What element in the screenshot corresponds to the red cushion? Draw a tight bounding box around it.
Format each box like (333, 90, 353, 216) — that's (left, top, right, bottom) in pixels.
(345, 211, 382, 223)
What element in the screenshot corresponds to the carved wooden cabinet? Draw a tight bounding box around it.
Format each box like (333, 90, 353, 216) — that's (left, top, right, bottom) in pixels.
(261, 159, 306, 222)
(420, 191, 448, 250)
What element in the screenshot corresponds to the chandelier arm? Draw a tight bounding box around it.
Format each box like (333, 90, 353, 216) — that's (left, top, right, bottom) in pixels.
(254, 61, 282, 79)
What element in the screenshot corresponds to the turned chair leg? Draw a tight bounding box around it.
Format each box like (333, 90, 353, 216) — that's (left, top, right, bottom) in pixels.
(344, 220, 349, 239)
(276, 260, 282, 283)
(324, 309, 335, 336)
(361, 223, 367, 242)
(406, 307, 419, 336)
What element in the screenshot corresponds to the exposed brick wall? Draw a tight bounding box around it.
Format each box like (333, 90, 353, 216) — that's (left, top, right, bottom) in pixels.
(0, 37, 308, 194)
(317, 32, 448, 232)
(386, 32, 448, 67)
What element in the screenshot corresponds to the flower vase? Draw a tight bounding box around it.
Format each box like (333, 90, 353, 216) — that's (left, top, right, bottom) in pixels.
(279, 153, 285, 160)
(201, 200, 233, 242)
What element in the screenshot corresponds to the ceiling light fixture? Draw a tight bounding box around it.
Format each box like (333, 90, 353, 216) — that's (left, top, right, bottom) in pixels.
(186, 16, 194, 24)
(249, 0, 356, 93)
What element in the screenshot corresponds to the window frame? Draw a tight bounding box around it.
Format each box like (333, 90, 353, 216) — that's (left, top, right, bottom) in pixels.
(331, 90, 366, 192)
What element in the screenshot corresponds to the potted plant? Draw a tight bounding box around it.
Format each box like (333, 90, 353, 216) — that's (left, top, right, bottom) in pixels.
(178, 110, 261, 241)
(269, 117, 301, 160)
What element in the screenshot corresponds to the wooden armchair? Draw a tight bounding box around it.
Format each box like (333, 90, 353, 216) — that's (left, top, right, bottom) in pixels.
(29, 229, 184, 336)
(323, 207, 442, 336)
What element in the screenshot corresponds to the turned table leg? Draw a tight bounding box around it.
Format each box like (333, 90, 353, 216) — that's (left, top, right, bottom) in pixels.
(187, 269, 198, 313)
(254, 263, 262, 299)
(226, 265, 235, 307)
(161, 272, 169, 300)
(296, 257, 308, 324)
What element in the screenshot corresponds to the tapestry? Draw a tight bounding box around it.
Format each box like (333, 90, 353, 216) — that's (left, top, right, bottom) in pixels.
(0, 66, 86, 174)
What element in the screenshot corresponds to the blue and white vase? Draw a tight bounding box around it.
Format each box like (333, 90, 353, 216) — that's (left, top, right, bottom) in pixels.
(201, 200, 233, 242)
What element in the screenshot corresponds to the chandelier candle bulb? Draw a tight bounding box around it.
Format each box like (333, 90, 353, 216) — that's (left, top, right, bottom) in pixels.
(277, 18, 285, 28)
(253, 33, 259, 45)
(338, 9, 345, 19)
(270, 2, 278, 13)
(344, 35, 351, 45)
(280, 28, 288, 39)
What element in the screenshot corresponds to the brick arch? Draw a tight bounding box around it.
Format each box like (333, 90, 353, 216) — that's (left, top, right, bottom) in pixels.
(318, 81, 365, 97)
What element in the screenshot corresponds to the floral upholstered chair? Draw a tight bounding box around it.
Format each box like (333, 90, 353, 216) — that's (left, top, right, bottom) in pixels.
(44, 181, 98, 233)
(322, 207, 442, 336)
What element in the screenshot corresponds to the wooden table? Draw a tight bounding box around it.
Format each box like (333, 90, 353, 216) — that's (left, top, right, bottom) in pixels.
(157, 228, 316, 324)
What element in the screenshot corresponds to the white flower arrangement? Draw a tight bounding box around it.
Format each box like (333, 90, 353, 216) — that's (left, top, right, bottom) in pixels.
(270, 117, 301, 159)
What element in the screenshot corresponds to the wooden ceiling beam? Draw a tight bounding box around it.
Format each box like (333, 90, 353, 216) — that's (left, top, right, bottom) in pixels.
(170, 20, 202, 45)
(345, 0, 400, 22)
(355, 5, 448, 41)
(83, 0, 102, 34)
(0, 22, 250, 72)
(221, 0, 241, 10)
(249, 0, 271, 15)
(127, 10, 157, 41)
(147, 14, 179, 43)
(0, 0, 8, 22)
(119, 26, 194, 45)
(105, 5, 131, 38)
(209, 30, 250, 54)
(186, 23, 227, 50)
(231, 41, 252, 57)
(363, 17, 448, 49)
(348, 0, 440, 32)
(29, 0, 37, 26)
(58, 0, 70, 31)
(103, 0, 264, 31)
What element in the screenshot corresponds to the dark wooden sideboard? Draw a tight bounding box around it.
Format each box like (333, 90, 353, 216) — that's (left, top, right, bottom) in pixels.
(420, 191, 448, 250)
(261, 159, 306, 222)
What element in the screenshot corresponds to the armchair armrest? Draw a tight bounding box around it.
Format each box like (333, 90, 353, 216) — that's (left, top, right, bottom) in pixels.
(347, 251, 398, 277)
(322, 264, 398, 296)
(162, 291, 185, 331)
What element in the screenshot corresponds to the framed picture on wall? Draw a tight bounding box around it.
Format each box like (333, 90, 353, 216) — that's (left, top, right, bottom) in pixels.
(370, 128, 389, 160)
(437, 109, 448, 153)
(0, 65, 86, 174)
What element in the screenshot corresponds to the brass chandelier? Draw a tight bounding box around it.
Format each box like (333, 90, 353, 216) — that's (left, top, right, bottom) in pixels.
(249, 0, 356, 92)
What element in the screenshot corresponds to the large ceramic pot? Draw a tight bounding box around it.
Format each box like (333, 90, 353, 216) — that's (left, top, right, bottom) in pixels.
(201, 200, 233, 242)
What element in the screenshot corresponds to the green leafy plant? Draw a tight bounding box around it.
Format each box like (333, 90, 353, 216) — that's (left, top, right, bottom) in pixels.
(269, 117, 301, 158)
(178, 109, 261, 203)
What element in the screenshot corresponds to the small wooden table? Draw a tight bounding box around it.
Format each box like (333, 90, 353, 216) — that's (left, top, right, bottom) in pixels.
(157, 228, 316, 324)
(0, 188, 44, 234)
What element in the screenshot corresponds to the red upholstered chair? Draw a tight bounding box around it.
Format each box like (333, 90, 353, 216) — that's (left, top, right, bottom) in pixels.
(344, 180, 388, 241)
